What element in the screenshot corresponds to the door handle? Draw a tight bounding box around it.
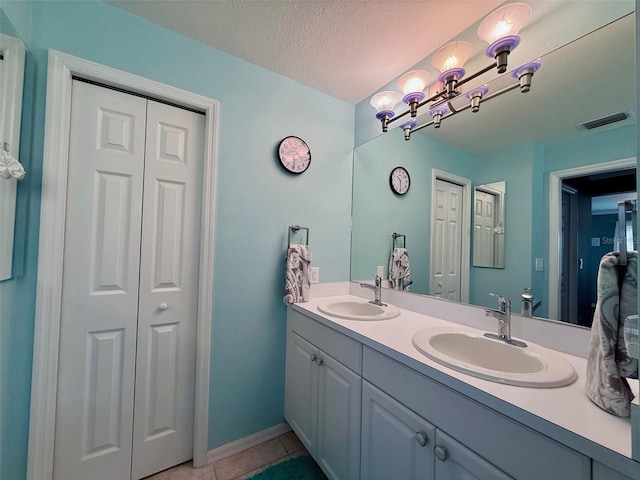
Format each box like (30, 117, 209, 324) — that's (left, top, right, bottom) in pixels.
(415, 431, 428, 447)
(435, 446, 448, 461)
(158, 303, 168, 311)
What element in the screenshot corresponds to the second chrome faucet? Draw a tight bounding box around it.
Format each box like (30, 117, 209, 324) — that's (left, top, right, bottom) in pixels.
(360, 275, 386, 307)
(484, 293, 527, 348)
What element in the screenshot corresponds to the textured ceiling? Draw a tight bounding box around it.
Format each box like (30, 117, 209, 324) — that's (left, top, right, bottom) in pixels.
(108, 0, 503, 104)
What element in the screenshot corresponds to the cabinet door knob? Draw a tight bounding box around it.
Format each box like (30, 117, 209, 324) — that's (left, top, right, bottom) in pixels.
(158, 303, 168, 311)
(414, 432, 428, 447)
(310, 353, 318, 362)
(435, 446, 448, 461)
(316, 357, 324, 366)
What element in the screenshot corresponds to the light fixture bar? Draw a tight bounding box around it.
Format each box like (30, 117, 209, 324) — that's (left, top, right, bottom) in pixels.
(372, 2, 534, 136)
(387, 59, 498, 127)
(410, 80, 522, 134)
(455, 61, 497, 89)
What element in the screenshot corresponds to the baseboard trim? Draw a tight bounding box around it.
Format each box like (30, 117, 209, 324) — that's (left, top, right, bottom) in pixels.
(207, 423, 292, 464)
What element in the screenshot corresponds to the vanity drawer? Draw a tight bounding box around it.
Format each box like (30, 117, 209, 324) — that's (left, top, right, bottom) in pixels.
(287, 309, 362, 374)
(363, 346, 590, 480)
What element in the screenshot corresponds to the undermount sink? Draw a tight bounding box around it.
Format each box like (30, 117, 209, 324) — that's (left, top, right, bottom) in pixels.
(317, 300, 400, 321)
(412, 327, 577, 388)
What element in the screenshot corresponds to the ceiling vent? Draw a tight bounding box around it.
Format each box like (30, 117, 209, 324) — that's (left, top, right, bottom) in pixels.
(576, 112, 632, 131)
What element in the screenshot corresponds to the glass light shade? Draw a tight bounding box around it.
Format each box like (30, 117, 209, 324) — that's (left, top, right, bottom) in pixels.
(431, 41, 473, 74)
(396, 70, 431, 97)
(477, 2, 532, 45)
(370, 90, 402, 114)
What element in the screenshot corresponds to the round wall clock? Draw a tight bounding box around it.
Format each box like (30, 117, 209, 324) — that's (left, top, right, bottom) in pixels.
(389, 166, 410, 195)
(278, 136, 311, 174)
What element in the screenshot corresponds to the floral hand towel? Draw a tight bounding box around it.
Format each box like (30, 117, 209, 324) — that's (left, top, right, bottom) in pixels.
(388, 247, 411, 291)
(585, 251, 637, 417)
(284, 244, 312, 304)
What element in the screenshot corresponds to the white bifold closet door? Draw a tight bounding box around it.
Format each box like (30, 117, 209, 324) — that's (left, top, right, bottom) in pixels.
(54, 80, 204, 480)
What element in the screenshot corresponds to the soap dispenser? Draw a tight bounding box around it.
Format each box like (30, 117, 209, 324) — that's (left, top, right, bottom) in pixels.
(521, 288, 534, 317)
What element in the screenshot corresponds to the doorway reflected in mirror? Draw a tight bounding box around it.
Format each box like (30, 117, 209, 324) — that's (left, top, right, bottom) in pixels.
(561, 169, 637, 327)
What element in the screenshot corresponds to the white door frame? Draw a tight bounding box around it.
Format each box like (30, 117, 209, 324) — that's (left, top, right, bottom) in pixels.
(547, 157, 636, 320)
(27, 50, 219, 479)
(430, 169, 471, 303)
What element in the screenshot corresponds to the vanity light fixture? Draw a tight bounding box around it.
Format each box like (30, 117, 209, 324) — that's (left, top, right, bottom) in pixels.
(370, 2, 537, 138)
(477, 2, 532, 74)
(512, 60, 542, 92)
(466, 86, 490, 113)
(428, 105, 450, 129)
(369, 90, 402, 132)
(400, 120, 416, 140)
(396, 70, 431, 118)
(431, 41, 474, 98)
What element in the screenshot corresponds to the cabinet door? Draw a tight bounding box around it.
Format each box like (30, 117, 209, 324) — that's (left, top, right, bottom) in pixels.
(361, 381, 435, 480)
(434, 430, 513, 480)
(316, 350, 361, 480)
(284, 331, 319, 454)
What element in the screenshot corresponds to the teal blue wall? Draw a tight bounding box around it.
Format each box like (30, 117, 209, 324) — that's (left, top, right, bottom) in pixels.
(352, 129, 474, 294)
(1, 3, 35, 480)
(469, 142, 540, 309)
(0, 1, 354, 478)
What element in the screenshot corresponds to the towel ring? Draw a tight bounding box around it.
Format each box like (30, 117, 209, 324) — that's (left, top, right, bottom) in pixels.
(288, 225, 309, 246)
(392, 232, 406, 249)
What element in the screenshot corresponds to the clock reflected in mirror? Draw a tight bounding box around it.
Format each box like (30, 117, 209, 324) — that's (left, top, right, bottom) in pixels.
(278, 136, 311, 174)
(390, 166, 410, 195)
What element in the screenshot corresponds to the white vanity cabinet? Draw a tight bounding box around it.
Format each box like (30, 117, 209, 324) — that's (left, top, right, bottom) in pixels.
(433, 430, 514, 479)
(361, 381, 436, 480)
(286, 306, 638, 480)
(363, 346, 590, 480)
(592, 462, 635, 480)
(284, 310, 362, 480)
(362, 380, 513, 480)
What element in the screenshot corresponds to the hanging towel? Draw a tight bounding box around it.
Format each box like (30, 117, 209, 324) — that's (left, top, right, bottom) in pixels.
(388, 248, 411, 292)
(585, 251, 638, 417)
(619, 252, 638, 378)
(284, 244, 312, 304)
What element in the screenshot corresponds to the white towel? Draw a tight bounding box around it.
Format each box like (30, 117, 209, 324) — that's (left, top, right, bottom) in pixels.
(0, 149, 25, 180)
(585, 251, 637, 417)
(284, 244, 312, 304)
(388, 248, 411, 291)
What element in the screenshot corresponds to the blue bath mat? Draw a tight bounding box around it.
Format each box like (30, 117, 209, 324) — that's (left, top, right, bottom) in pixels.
(248, 455, 326, 480)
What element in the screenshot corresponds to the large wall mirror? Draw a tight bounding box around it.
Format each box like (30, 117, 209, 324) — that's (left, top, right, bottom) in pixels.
(0, 8, 27, 281)
(351, 3, 636, 327)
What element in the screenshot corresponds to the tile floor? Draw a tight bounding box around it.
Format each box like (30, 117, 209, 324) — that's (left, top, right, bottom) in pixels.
(144, 430, 314, 480)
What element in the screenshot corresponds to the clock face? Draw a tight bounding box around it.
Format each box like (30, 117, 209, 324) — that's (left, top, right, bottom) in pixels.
(390, 166, 410, 195)
(278, 136, 311, 174)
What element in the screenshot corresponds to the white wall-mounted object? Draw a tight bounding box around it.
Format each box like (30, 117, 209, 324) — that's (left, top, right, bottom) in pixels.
(0, 32, 26, 281)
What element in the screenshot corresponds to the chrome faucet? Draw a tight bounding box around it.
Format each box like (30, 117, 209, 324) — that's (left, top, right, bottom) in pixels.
(484, 293, 527, 347)
(360, 275, 386, 307)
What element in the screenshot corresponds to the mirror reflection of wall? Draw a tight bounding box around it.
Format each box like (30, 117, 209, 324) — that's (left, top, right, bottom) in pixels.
(350, 9, 636, 327)
(473, 181, 505, 269)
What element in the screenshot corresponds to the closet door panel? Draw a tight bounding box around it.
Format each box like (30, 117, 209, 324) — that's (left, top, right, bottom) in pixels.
(132, 100, 204, 479)
(54, 81, 147, 480)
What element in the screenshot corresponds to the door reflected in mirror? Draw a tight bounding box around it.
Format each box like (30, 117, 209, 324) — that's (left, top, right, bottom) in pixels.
(473, 181, 505, 269)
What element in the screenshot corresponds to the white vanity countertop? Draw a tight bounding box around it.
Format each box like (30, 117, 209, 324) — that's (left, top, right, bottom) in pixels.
(291, 294, 639, 472)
